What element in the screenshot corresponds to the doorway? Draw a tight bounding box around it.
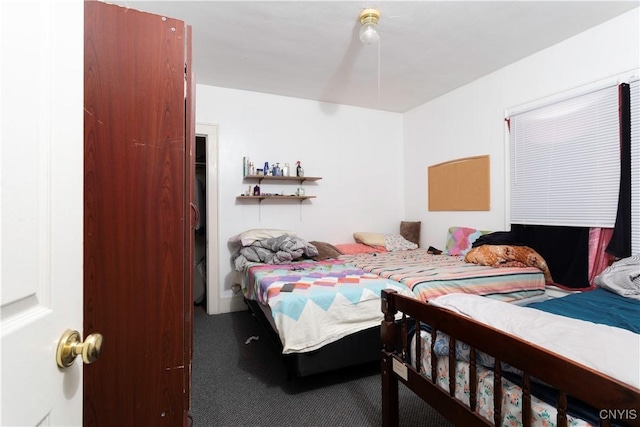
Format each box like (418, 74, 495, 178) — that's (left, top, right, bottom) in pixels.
(194, 123, 219, 314)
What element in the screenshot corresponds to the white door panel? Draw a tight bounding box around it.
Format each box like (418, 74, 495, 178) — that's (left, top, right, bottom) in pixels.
(1, 0, 84, 425)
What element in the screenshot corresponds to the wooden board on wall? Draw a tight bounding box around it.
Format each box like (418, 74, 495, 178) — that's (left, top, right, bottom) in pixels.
(428, 155, 490, 211)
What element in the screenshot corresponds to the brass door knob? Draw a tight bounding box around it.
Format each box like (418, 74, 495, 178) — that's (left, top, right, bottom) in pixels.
(56, 329, 103, 368)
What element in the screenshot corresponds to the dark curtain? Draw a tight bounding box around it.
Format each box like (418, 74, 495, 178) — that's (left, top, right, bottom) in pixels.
(606, 83, 632, 258)
(510, 224, 590, 288)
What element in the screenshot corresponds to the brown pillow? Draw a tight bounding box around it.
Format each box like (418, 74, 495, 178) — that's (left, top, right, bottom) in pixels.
(400, 221, 421, 247)
(309, 241, 343, 261)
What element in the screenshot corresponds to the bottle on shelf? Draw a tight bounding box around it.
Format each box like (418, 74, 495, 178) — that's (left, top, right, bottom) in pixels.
(283, 163, 290, 177)
(296, 161, 304, 177)
(253, 185, 260, 196)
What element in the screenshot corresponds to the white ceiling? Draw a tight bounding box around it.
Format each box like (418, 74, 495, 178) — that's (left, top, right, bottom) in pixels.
(108, 1, 639, 113)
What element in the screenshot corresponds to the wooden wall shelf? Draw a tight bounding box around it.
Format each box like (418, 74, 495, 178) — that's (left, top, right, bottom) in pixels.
(243, 175, 322, 184)
(239, 174, 321, 202)
(236, 195, 317, 200)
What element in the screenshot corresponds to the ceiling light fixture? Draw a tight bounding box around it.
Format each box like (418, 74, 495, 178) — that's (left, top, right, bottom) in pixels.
(359, 8, 380, 45)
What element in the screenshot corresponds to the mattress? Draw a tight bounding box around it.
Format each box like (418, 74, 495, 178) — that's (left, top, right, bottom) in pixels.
(410, 330, 594, 427)
(429, 293, 639, 389)
(340, 249, 546, 303)
(408, 292, 640, 426)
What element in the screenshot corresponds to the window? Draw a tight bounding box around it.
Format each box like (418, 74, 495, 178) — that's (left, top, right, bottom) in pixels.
(509, 84, 620, 228)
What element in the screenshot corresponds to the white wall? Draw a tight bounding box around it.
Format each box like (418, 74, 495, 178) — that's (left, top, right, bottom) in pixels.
(196, 86, 404, 307)
(404, 8, 640, 251)
(196, 8, 639, 313)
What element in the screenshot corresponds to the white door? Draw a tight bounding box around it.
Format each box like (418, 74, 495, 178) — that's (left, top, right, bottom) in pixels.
(1, 1, 84, 425)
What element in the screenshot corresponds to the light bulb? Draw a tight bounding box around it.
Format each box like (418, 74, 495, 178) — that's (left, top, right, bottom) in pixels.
(358, 8, 380, 45)
(359, 22, 379, 44)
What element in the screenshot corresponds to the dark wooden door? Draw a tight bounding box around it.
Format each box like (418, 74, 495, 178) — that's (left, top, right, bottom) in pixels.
(84, 2, 193, 426)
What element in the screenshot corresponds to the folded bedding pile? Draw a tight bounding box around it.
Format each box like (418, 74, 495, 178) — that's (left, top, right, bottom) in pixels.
(232, 234, 319, 271)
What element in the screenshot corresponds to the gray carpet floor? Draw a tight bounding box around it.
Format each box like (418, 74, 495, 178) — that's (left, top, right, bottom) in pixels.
(189, 305, 453, 426)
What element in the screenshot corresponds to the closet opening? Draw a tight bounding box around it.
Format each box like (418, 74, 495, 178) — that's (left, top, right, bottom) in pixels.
(194, 135, 207, 307)
(194, 123, 219, 314)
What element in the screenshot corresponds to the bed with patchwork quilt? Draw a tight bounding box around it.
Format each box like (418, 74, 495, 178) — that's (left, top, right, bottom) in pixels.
(231, 228, 417, 377)
(243, 259, 415, 354)
(339, 249, 546, 303)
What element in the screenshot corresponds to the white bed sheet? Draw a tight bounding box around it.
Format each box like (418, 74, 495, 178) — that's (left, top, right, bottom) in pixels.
(430, 293, 640, 388)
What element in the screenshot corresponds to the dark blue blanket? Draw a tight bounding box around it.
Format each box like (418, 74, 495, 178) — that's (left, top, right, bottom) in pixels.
(526, 287, 640, 333)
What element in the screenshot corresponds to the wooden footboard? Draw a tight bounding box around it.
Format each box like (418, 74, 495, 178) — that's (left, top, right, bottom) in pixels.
(380, 289, 640, 427)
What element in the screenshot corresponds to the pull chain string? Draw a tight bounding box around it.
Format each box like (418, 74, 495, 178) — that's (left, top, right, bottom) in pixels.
(377, 38, 381, 106)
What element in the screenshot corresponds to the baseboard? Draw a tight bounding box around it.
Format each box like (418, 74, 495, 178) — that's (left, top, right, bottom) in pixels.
(218, 293, 246, 313)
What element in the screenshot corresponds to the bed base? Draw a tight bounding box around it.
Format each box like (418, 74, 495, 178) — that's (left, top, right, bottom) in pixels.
(380, 289, 640, 427)
(245, 298, 381, 378)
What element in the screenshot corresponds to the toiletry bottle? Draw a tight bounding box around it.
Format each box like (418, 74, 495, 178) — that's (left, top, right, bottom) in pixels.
(253, 185, 260, 196)
(249, 161, 255, 176)
(296, 161, 304, 177)
(283, 163, 290, 177)
(263, 161, 269, 176)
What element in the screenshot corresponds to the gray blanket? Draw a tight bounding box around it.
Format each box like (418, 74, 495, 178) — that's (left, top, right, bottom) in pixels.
(594, 255, 640, 299)
(233, 235, 319, 271)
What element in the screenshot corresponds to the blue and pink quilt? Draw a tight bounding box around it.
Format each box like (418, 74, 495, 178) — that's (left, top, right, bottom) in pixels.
(243, 259, 415, 353)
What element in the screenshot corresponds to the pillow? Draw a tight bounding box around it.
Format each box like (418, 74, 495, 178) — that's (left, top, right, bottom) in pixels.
(229, 228, 297, 247)
(309, 241, 343, 261)
(400, 221, 421, 247)
(594, 255, 640, 299)
(383, 234, 418, 251)
(353, 232, 385, 247)
(445, 226, 491, 256)
(334, 243, 387, 255)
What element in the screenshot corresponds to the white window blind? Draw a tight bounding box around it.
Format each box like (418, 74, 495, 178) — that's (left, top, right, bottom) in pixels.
(510, 85, 620, 227)
(631, 80, 639, 255)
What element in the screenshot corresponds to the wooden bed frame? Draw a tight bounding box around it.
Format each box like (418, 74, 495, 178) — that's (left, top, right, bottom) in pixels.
(245, 298, 380, 378)
(380, 289, 640, 427)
